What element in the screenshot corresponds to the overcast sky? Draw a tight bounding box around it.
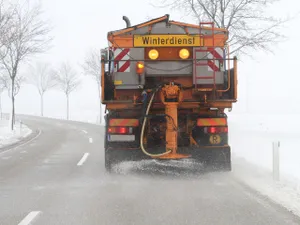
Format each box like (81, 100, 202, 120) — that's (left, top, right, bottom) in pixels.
(1, 0, 300, 122)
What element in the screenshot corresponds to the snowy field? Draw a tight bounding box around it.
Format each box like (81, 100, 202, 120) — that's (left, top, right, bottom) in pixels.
(228, 113, 300, 180)
(228, 113, 300, 217)
(0, 117, 32, 148)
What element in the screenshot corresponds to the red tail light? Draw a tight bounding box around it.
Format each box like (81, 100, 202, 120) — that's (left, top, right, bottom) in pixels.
(208, 127, 217, 133)
(108, 127, 133, 134)
(205, 126, 228, 134)
(119, 127, 127, 134)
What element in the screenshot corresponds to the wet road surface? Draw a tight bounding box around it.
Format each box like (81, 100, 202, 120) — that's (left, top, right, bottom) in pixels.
(0, 115, 299, 225)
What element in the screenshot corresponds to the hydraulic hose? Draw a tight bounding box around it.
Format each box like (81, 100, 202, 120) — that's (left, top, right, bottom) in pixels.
(140, 90, 172, 158)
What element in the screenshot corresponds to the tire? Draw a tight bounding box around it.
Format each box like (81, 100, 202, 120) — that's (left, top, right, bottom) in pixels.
(218, 148, 231, 171)
(104, 115, 114, 173)
(104, 149, 113, 173)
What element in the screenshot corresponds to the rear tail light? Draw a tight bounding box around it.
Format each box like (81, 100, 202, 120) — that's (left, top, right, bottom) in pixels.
(108, 127, 133, 134)
(204, 126, 228, 134)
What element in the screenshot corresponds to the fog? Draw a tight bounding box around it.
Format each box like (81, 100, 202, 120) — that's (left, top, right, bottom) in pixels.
(0, 0, 299, 119)
(1, 0, 300, 222)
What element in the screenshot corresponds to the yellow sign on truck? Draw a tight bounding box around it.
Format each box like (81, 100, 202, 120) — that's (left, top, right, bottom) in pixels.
(133, 35, 203, 47)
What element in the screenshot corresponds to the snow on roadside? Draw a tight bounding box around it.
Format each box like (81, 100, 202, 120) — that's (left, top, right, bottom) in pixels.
(0, 119, 32, 148)
(233, 157, 300, 217)
(227, 114, 300, 217)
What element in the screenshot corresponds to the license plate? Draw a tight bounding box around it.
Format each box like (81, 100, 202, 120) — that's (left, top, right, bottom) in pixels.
(108, 135, 135, 142)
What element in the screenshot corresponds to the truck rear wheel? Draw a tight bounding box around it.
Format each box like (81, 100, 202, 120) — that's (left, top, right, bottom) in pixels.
(105, 149, 114, 172)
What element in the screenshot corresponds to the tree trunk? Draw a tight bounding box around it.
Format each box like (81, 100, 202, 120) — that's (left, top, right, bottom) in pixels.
(10, 78, 15, 130)
(66, 94, 69, 120)
(40, 93, 44, 116)
(0, 92, 2, 120)
(13, 99, 15, 125)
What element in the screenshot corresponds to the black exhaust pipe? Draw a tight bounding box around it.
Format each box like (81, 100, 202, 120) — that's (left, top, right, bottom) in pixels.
(122, 16, 131, 28)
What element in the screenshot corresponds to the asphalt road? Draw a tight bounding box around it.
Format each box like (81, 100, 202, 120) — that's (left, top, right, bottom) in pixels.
(0, 116, 299, 225)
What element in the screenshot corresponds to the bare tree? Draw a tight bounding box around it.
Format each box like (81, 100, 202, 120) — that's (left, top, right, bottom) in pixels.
(54, 62, 81, 120)
(0, 73, 23, 124)
(154, 0, 289, 56)
(82, 48, 102, 124)
(0, 0, 15, 56)
(0, 0, 52, 130)
(27, 62, 56, 116)
(0, 74, 7, 119)
(6, 75, 24, 99)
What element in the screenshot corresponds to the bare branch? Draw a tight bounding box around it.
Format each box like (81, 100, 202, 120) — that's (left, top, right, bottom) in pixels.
(3, 74, 24, 98)
(0, 73, 9, 90)
(82, 48, 101, 88)
(0, 0, 53, 79)
(54, 62, 81, 97)
(82, 48, 103, 124)
(26, 62, 57, 96)
(152, 0, 290, 56)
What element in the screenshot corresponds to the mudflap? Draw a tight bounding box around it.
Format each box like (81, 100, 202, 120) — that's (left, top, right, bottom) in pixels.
(197, 147, 232, 172)
(104, 147, 151, 172)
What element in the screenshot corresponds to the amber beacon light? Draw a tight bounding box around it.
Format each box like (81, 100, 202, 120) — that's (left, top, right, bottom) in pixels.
(179, 48, 190, 59)
(148, 49, 159, 60)
(136, 62, 145, 74)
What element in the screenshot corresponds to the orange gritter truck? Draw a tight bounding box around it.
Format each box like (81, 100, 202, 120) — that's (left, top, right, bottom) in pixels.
(101, 15, 238, 172)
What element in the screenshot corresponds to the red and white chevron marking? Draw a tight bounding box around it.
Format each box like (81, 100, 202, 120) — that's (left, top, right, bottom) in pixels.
(114, 48, 130, 72)
(207, 47, 224, 72)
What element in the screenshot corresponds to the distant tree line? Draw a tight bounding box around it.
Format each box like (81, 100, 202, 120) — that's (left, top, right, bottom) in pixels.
(0, 0, 52, 130)
(0, 0, 103, 130)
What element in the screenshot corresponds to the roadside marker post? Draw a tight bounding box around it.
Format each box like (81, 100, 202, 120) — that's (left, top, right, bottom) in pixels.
(272, 141, 280, 181)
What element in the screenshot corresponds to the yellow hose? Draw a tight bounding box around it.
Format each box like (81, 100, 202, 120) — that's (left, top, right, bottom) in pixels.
(140, 91, 171, 158)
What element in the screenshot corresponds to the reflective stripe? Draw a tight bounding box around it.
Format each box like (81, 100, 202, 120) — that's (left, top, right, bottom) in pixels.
(197, 118, 227, 126)
(109, 119, 139, 127)
(207, 47, 225, 72)
(114, 48, 130, 72)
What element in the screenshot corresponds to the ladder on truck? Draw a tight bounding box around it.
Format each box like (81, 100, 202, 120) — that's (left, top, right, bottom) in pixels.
(193, 22, 217, 100)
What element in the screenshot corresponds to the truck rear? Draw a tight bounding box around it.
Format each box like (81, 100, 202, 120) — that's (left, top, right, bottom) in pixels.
(101, 15, 238, 172)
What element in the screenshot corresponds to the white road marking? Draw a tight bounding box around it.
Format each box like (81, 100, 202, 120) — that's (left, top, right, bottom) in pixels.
(82, 130, 88, 134)
(89, 137, 93, 143)
(18, 211, 41, 225)
(0, 129, 42, 156)
(77, 153, 90, 166)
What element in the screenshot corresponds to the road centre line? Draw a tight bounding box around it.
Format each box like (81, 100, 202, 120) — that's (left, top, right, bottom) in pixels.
(89, 137, 93, 143)
(18, 211, 41, 225)
(77, 153, 90, 166)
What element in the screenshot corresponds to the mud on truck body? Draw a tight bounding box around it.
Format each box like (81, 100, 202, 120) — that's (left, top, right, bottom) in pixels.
(101, 15, 238, 172)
